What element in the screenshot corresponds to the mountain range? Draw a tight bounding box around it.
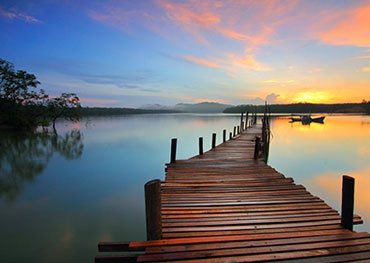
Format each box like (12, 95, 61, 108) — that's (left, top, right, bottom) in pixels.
(140, 102, 232, 113)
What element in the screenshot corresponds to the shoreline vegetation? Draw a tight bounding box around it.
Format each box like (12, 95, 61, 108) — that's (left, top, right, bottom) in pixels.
(77, 102, 370, 116)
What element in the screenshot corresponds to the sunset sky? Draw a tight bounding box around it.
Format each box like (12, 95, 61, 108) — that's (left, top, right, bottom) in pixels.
(1, 0, 370, 107)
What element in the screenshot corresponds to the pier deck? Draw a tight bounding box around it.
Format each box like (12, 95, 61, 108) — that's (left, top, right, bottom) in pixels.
(96, 123, 370, 263)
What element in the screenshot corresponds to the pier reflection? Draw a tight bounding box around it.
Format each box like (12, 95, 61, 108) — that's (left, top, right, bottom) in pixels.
(0, 130, 83, 200)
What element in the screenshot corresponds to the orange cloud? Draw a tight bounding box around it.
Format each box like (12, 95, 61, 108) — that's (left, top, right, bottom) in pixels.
(230, 54, 271, 71)
(318, 2, 370, 47)
(181, 55, 220, 68)
(159, 0, 219, 27)
(362, 67, 370, 72)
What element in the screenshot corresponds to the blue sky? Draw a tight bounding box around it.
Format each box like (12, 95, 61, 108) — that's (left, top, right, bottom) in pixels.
(1, 0, 370, 107)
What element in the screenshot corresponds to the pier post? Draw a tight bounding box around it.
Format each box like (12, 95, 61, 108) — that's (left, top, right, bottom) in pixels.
(223, 129, 226, 143)
(254, 136, 261, 160)
(233, 126, 236, 136)
(170, 138, 177, 163)
(341, 175, 355, 231)
(245, 112, 249, 129)
(145, 179, 162, 240)
(212, 133, 216, 149)
(240, 113, 244, 131)
(199, 137, 203, 155)
(237, 125, 240, 134)
(229, 132, 232, 140)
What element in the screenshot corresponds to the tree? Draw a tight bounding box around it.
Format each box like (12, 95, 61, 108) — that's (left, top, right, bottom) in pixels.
(48, 93, 81, 130)
(0, 58, 81, 130)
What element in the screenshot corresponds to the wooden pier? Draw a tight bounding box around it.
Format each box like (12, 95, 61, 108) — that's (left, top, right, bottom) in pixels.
(96, 116, 370, 262)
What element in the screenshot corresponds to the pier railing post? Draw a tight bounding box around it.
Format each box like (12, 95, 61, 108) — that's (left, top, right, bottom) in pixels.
(199, 137, 203, 155)
(145, 179, 162, 240)
(237, 125, 240, 134)
(229, 132, 232, 140)
(341, 175, 355, 231)
(253, 136, 261, 160)
(223, 129, 226, 143)
(233, 126, 236, 136)
(212, 133, 216, 149)
(245, 112, 249, 130)
(170, 138, 177, 163)
(240, 113, 244, 131)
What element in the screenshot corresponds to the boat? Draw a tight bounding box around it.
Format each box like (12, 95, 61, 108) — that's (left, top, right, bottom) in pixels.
(290, 115, 325, 124)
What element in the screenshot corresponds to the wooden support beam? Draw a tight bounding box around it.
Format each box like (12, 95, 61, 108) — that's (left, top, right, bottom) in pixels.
(212, 133, 216, 149)
(229, 132, 232, 140)
(254, 136, 261, 160)
(145, 179, 162, 240)
(198, 137, 203, 155)
(170, 138, 177, 164)
(95, 254, 138, 263)
(245, 112, 249, 129)
(233, 126, 236, 137)
(341, 175, 355, 231)
(223, 129, 226, 143)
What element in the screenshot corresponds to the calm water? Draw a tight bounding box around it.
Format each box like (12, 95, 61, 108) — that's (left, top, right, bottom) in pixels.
(0, 114, 369, 262)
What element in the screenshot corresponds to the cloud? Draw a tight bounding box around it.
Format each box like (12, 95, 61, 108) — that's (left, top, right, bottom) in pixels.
(230, 54, 271, 71)
(181, 55, 220, 68)
(0, 6, 42, 23)
(265, 93, 280, 103)
(317, 2, 370, 47)
(353, 55, 370, 60)
(262, 79, 295, 84)
(362, 67, 370, 72)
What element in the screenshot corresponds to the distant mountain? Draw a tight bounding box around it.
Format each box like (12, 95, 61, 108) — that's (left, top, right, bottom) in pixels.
(139, 104, 171, 110)
(174, 102, 232, 113)
(140, 102, 232, 113)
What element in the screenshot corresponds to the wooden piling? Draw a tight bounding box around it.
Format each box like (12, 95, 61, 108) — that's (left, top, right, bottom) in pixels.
(237, 125, 240, 134)
(144, 179, 162, 240)
(253, 136, 261, 160)
(245, 112, 249, 129)
(198, 137, 203, 155)
(233, 126, 236, 136)
(223, 129, 226, 143)
(229, 132, 232, 140)
(212, 133, 216, 149)
(240, 113, 244, 131)
(341, 175, 355, 231)
(170, 138, 177, 163)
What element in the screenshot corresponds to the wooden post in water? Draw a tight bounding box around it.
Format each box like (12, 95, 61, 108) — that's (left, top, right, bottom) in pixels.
(253, 136, 261, 160)
(145, 179, 162, 240)
(237, 125, 240, 134)
(199, 137, 203, 155)
(212, 133, 216, 149)
(229, 132, 232, 140)
(341, 175, 355, 231)
(233, 126, 236, 136)
(170, 138, 177, 163)
(240, 113, 244, 131)
(223, 129, 226, 143)
(245, 112, 249, 129)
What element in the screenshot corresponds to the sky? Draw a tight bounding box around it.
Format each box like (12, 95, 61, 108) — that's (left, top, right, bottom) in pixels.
(0, 0, 370, 107)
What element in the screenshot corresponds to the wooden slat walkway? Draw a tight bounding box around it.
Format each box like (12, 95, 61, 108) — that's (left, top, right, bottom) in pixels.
(96, 124, 370, 263)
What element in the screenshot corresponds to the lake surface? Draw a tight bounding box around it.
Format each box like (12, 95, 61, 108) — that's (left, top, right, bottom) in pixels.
(0, 114, 369, 262)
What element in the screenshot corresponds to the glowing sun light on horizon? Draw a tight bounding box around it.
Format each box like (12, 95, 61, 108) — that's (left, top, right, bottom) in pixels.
(292, 92, 331, 104)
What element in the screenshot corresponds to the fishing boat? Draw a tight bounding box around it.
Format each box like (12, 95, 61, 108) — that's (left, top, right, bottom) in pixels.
(290, 115, 325, 124)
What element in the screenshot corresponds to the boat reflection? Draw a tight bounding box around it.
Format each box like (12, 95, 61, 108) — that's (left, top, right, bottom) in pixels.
(0, 130, 83, 200)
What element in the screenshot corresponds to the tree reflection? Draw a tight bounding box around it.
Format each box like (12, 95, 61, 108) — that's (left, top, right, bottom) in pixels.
(0, 130, 83, 200)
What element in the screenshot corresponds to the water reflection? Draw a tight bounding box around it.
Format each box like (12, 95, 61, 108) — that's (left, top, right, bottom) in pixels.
(268, 115, 370, 231)
(0, 130, 83, 200)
